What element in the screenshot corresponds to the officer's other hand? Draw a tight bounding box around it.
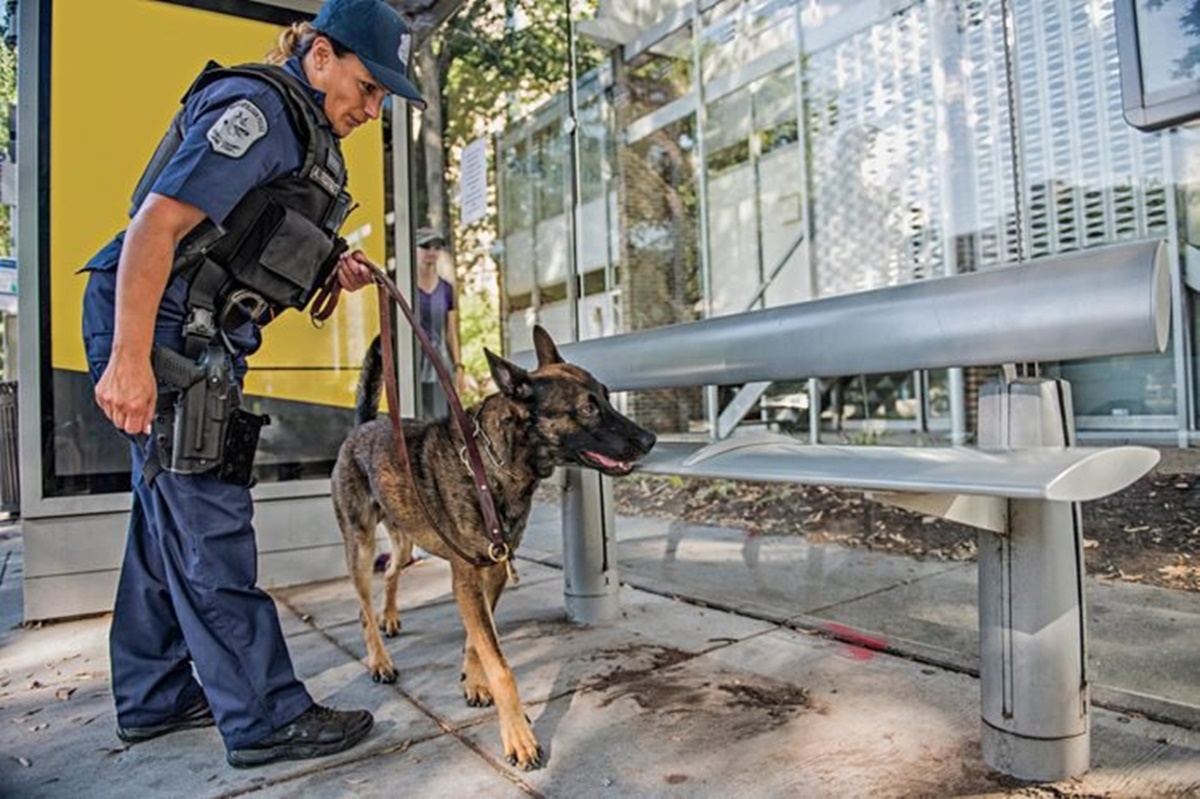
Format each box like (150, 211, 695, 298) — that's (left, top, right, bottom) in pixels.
(95, 354, 157, 436)
(337, 250, 375, 292)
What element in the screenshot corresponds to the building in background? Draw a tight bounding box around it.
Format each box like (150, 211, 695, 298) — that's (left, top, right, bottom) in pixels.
(495, 0, 1198, 446)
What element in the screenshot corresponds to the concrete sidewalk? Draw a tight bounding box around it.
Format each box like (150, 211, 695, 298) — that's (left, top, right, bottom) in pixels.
(0, 510, 1198, 798)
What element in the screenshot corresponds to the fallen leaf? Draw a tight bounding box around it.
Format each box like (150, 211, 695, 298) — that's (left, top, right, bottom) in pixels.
(55, 687, 76, 701)
(1083, 538, 1099, 549)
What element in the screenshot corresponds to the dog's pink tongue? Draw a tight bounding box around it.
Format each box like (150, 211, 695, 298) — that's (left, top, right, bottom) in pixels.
(586, 451, 624, 469)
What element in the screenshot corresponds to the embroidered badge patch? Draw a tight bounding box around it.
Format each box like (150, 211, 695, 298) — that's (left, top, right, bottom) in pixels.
(206, 100, 268, 158)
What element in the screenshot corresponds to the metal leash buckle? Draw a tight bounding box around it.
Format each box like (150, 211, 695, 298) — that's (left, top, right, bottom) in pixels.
(487, 541, 510, 564)
(488, 541, 519, 584)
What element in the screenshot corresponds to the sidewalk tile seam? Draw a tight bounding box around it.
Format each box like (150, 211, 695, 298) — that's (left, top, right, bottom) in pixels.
(276, 596, 549, 791)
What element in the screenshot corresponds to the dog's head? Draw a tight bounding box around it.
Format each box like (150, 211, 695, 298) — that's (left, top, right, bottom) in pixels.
(484, 326, 656, 478)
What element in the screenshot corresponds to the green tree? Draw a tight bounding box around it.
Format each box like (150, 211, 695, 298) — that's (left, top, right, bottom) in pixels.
(0, 17, 16, 258)
(400, 0, 602, 389)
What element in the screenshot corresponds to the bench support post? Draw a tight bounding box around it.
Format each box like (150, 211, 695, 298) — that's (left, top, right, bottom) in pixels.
(977, 378, 1090, 781)
(560, 468, 620, 624)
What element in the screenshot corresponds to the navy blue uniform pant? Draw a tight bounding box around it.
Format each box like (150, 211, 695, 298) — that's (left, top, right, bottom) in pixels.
(82, 268, 311, 749)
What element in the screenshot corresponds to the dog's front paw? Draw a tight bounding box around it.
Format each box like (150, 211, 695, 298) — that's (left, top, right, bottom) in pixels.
(501, 717, 545, 770)
(368, 660, 398, 683)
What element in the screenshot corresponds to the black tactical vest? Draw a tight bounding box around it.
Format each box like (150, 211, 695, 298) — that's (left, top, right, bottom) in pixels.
(130, 61, 353, 341)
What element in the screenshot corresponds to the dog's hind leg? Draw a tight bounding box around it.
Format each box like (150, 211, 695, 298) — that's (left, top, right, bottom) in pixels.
(379, 521, 412, 638)
(452, 561, 543, 770)
(337, 499, 399, 684)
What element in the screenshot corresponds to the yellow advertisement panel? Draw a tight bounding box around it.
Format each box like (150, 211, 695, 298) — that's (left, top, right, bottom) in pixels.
(50, 0, 382, 408)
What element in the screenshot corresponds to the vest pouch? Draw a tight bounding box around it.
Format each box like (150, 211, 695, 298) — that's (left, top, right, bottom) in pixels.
(236, 205, 335, 311)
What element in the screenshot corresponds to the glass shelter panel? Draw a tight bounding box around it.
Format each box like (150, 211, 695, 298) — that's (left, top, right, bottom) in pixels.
(626, 23, 695, 122)
(493, 0, 1189, 436)
(1011, 0, 1175, 427)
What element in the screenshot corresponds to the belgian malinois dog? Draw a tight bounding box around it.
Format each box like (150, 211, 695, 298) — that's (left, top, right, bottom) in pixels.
(331, 325, 656, 770)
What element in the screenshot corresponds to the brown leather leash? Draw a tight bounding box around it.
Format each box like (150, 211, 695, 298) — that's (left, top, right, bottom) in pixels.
(311, 259, 511, 568)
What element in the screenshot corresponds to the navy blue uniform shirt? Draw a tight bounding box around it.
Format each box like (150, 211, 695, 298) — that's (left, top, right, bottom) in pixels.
(83, 58, 327, 355)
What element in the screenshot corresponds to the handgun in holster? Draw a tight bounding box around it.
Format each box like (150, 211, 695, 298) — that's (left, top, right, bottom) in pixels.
(151, 344, 270, 487)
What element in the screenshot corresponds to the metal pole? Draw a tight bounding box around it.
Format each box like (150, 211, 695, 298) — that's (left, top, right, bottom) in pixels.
(930, 0, 976, 447)
(977, 378, 1090, 781)
(1161, 133, 1192, 447)
(949, 367, 967, 444)
(564, 0, 582, 343)
(559, 1, 619, 624)
(511, 240, 1169, 390)
(560, 467, 621, 624)
(808, 377, 821, 444)
(391, 101, 418, 411)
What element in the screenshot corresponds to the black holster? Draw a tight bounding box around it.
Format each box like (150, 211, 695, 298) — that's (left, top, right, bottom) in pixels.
(151, 344, 269, 487)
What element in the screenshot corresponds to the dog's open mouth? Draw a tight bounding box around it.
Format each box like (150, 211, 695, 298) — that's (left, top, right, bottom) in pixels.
(578, 450, 636, 476)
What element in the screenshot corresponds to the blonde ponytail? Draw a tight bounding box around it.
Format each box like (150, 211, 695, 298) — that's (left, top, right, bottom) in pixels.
(264, 22, 317, 64)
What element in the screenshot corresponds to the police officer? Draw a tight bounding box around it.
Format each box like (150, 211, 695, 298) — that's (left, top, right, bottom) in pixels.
(80, 0, 425, 768)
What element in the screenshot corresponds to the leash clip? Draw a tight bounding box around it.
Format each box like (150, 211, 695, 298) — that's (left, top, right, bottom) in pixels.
(488, 541, 510, 564)
(488, 540, 520, 584)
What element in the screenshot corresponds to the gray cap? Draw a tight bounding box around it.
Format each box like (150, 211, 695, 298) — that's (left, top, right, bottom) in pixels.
(416, 227, 447, 248)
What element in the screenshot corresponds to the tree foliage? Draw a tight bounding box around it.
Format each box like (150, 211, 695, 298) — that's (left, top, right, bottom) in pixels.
(408, 0, 600, 381)
(0, 22, 15, 257)
(439, 0, 577, 147)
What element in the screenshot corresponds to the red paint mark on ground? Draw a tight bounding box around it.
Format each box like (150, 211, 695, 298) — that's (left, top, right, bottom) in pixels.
(823, 623, 889, 660)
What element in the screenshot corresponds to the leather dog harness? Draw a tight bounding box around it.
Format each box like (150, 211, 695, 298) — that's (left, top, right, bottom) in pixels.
(313, 260, 512, 570)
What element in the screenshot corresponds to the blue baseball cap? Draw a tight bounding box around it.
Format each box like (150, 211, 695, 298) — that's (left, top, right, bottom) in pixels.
(312, 0, 427, 110)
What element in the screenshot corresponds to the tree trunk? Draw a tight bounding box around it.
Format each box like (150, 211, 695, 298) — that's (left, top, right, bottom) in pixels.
(417, 40, 449, 249)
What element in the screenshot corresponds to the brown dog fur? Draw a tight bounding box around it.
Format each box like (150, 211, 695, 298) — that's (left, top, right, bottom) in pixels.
(331, 326, 655, 769)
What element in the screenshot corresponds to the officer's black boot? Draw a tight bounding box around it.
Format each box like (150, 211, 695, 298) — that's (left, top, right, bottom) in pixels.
(116, 693, 216, 743)
(226, 704, 374, 768)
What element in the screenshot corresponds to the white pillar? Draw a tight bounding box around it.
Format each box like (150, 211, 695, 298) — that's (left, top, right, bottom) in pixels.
(977, 378, 1090, 781)
(560, 467, 620, 624)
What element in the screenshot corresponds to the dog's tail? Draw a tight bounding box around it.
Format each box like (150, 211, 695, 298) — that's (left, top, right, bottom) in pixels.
(355, 335, 384, 426)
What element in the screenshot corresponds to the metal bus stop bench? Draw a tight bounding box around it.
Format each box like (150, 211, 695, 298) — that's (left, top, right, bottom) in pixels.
(513, 240, 1170, 783)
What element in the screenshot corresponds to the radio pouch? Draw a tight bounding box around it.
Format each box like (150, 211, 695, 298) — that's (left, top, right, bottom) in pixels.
(217, 409, 270, 487)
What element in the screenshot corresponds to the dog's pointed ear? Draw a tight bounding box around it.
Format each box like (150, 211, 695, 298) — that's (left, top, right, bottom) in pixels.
(485, 348, 533, 399)
(532, 325, 564, 367)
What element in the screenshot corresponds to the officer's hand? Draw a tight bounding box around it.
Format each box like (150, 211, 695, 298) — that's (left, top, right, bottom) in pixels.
(337, 250, 375, 292)
(94, 353, 157, 436)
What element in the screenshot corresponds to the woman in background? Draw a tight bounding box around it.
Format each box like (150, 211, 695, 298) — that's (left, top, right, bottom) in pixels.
(414, 227, 463, 418)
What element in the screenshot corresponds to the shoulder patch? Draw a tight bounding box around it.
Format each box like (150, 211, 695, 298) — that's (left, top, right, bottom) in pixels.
(206, 99, 269, 158)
